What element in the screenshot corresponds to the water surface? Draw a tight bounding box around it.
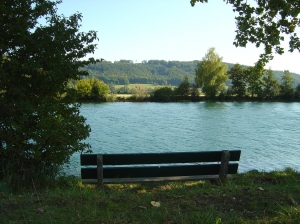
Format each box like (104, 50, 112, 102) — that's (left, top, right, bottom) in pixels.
(68, 102, 300, 175)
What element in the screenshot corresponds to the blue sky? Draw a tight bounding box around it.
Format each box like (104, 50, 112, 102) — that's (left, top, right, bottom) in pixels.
(57, 0, 300, 74)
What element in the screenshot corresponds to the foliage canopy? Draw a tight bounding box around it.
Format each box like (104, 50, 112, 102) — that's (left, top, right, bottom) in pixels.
(0, 0, 98, 185)
(280, 70, 295, 99)
(228, 64, 248, 98)
(153, 87, 174, 102)
(195, 48, 228, 98)
(261, 69, 280, 99)
(175, 76, 190, 97)
(76, 78, 110, 101)
(190, 0, 300, 66)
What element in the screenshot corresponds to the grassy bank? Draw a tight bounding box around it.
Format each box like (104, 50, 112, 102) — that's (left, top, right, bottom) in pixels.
(1, 168, 299, 223)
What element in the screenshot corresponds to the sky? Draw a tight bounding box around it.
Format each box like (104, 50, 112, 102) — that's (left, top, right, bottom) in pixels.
(56, 0, 300, 74)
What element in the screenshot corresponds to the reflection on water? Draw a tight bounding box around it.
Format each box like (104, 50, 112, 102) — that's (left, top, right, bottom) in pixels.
(66, 102, 300, 176)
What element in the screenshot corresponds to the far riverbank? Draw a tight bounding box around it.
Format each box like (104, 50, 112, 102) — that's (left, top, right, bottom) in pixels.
(77, 94, 300, 103)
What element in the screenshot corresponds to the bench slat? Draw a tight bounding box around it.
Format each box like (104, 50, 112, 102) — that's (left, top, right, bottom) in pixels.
(81, 163, 239, 179)
(80, 150, 241, 165)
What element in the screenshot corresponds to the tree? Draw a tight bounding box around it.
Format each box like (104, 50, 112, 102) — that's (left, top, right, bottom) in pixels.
(175, 76, 190, 97)
(190, 0, 300, 66)
(195, 48, 228, 98)
(0, 0, 98, 185)
(190, 84, 200, 97)
(295, 84, 300, 100)
(73, 77, 112, 101)
(261, 69, 280, 99)
(76, 78, 93, 99)
(279, 70, 295, 100)
(244, 66, 265, 97)
(90, 78, 110, 101)
(228, 64, 247, 98)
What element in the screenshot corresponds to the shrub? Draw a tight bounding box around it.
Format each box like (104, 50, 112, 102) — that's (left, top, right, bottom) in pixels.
(153, 87, 174, 102)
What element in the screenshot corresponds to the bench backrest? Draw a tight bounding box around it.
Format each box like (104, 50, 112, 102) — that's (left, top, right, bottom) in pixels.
(81, 150, 241, 180)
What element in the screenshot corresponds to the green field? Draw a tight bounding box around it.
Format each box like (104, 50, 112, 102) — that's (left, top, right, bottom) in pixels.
(114, 84, 174, 90)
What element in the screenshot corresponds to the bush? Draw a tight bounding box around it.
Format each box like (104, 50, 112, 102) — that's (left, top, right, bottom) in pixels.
(153, 87, 174, 102)
(76, 78, 110, 101)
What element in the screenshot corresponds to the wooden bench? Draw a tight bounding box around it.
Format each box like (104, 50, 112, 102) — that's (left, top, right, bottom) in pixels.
(80, 150, 241, 186)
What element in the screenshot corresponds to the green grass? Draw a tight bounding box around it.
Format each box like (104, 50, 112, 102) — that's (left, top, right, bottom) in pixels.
(1, 168, 300, 223)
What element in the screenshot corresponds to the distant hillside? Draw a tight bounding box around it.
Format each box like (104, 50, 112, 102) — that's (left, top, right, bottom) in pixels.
(84, 60, 300, 86)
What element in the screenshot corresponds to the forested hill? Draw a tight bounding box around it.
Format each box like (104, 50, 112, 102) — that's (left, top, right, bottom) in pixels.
(84, 60, 300, 86)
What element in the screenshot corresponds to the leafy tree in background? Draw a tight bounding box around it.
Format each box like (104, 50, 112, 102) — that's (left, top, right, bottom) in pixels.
(244, 66, 265, 97)
(0, 0, 98, 185)
(279, 70, 295, 100)
(195, 48, 228, 98)
(261, 69, 280, 99)
(175, 76, 190, 97)
(91, 78, 110, 100)
(109, 83, 116, 93)
(228, 64, 247, 98)
(190, 0, 300, 66)
(294, 84, 300, 100)
(76, 78, 93, 99)
(190, 84, 200, 97)
(76, 78, 110, 100)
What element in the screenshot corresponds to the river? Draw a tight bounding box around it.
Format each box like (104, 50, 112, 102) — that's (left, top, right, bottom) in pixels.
(67, 102, 300, 175)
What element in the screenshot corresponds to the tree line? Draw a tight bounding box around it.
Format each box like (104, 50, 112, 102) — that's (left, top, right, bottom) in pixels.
(72, 47, 300, 102)
(151, 48, 300, 102)
(84, 59, 300, 87)
(72, 53, 300, 102)
(79, 48, 300, 102)
(84, 60, 199, 86)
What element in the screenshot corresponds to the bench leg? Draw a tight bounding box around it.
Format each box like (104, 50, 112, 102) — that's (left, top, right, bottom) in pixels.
(219, 150, 230, 184)
(97, 154, 103, 188)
